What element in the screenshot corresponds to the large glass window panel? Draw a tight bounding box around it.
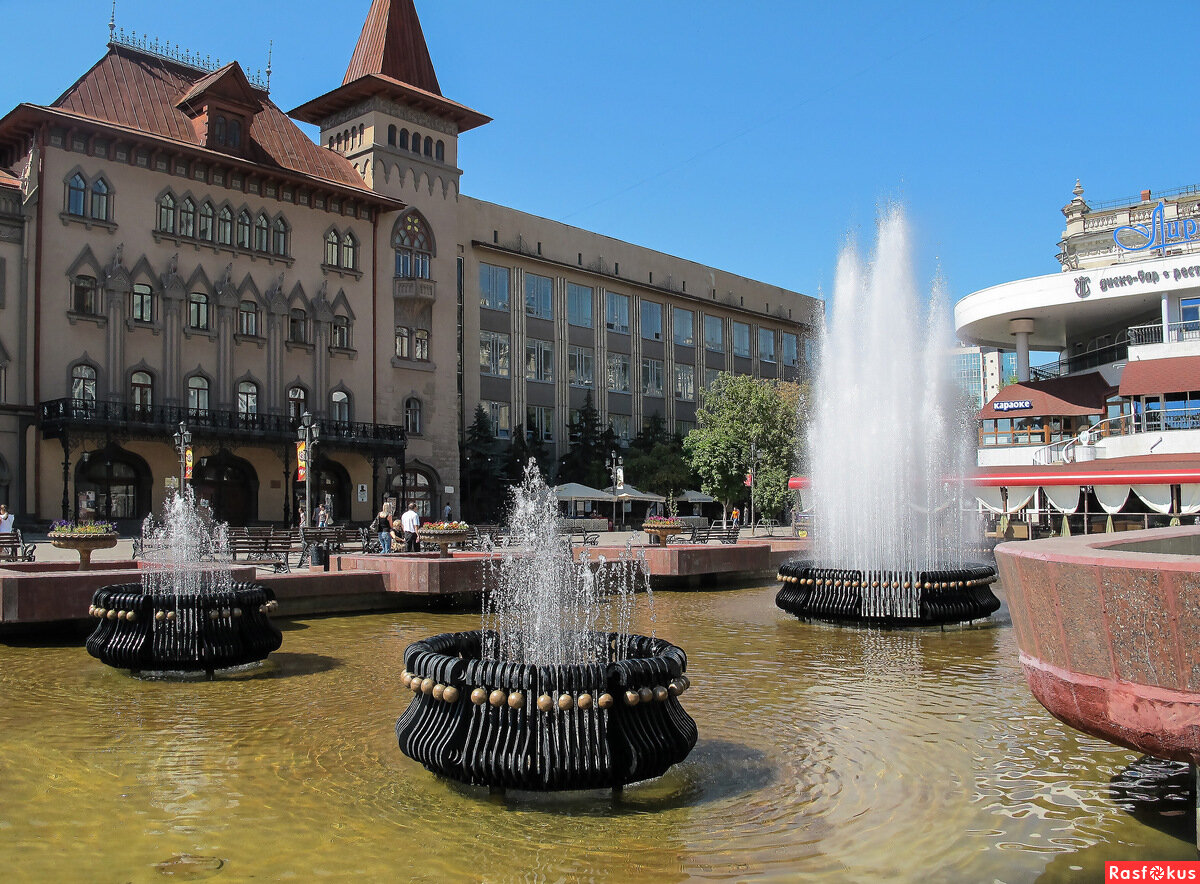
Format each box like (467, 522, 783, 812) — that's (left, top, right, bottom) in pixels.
(607, 353, 630, 392)
(758, 328, 776, 362)
(479, 263, 510, 311)
(480, 331, 511, 376)
(733, 321, 751, 357)
(525, 273, 553, 320)
(675, 364, 695, 401)
(641, 301, 662, 340)
(704, 315, 724, 351)
(567, 283, 593, 327)
(673, 309, 695, 346)
(525, 339, 554, 382)
(606, 292, 630, 335)
(641, 358, 664, 396)
(781, 332, 799, 366)
(568, 345, 594, 386)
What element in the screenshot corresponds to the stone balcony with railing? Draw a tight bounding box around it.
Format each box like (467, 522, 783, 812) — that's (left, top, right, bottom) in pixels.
(1127, 319, 1200, 360)
(394, 277, 436, 303)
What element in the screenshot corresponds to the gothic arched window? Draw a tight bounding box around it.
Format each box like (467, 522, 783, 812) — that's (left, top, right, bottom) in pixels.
(393, 212, 433, 279)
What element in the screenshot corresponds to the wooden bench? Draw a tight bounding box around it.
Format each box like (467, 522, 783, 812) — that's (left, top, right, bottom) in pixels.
(228, 535, 290, 573)
(563, 527, 599, 547)
(685, 524, 739, 544)
(0, 530, 35, 562)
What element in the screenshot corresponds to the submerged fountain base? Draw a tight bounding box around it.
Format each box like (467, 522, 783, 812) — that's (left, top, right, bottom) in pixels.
(397, 630, 697, 791)
(86, 583, 283, 675)
(776, 560, 1000, 626)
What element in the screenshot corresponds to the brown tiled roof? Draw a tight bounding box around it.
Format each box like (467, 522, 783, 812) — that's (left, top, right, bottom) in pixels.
(979, 372, 1115, 419)
(1119, 356, 1200, 397)
(0, 168, 19, 191)
(49, 46, 375, 195)
(344, 0, 441, 94)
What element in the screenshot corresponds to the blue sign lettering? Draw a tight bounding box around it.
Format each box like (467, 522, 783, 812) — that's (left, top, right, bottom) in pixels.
(995, 399, 1032, 412)
(1114, 201, 1200, 253)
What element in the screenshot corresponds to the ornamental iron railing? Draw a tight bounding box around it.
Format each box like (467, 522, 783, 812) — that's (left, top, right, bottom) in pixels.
(39, 398, 406, 449)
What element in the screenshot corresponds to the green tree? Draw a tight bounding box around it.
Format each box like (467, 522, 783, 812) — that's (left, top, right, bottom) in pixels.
(624, 413, 696, 500)
(684, 373, 806, 522)
(506, 423, 553, 486)
(556, 390, 613, 489)
(461, 404, 503, 522)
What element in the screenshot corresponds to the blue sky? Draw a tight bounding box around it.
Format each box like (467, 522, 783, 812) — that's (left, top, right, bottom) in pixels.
(7, 0, 1200, 318)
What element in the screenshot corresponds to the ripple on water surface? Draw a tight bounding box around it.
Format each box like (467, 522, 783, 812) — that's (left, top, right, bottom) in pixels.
(0, 586, 1193, 883)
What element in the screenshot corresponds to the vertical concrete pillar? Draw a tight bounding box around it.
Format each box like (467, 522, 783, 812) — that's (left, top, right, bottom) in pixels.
(1162, 290, 1171, 343)
(1009, 318, 1035, 383)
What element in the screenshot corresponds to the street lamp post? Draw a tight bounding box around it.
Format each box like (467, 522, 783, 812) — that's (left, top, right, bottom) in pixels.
(747, 442, 759, 535)
(297, 411, 319, 528)
(385, 456, 396, 505)
(173, 421, 191, 496)
(606, 450, 623, 528)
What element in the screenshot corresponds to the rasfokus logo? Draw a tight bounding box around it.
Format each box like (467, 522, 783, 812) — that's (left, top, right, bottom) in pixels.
(1107, 861, 1200, 880)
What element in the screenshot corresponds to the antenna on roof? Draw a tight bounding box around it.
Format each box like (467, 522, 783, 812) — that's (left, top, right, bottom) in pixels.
(108, 1, 116, 42)
(265, 40, 273, 91)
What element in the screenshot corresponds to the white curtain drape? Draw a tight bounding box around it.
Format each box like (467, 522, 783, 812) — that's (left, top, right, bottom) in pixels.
(976, 486, 1037, 513)
(1094, 485, 1132, 514)
(1043, 485, 1082, 513)
(1180, 484, 1200, 515)
(1131, 485, 1173, 515)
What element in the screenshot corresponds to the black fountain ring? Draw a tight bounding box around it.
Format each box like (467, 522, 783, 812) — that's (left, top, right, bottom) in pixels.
(396, 630, 698, 791)
(86, 582, 283, 675)
(775, 560, 1000, 626)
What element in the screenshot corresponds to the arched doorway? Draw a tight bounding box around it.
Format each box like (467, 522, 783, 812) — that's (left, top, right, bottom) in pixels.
(74, 444, 152, 530)
(393, 465, 437, 519)
(293, 457, 351, 525)
(192, 450, 259, 526)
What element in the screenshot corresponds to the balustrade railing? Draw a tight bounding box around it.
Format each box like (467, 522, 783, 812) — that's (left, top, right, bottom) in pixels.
(1029, 341, 1129, 381)
(1128, 320, 1200, 346)
(39, 398, 406, 447)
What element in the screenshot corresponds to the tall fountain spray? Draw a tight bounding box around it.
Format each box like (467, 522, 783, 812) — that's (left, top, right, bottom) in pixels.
(397, 462, 696, 791)
(777, 206, 999, 625)
(482, 463, 639, 668)
(86, 487, 283, 677)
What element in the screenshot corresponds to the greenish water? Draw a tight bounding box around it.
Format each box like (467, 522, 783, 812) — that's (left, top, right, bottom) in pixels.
(0, 585, 1194, 882)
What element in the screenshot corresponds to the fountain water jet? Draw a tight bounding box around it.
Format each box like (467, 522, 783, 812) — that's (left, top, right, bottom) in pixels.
(777, 206, 999, 625)
(397, 462, 696, 790)
(85, 486, 283, 677)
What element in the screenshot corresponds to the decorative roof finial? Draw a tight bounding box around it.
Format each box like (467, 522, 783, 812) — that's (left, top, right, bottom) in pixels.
(1073, 179, 1084, 199)
(266, 40, 273, 91)
(108, 1, 116, 42)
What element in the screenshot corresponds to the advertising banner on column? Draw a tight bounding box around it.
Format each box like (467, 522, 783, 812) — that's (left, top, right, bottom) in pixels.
(297, 440, 307, 481)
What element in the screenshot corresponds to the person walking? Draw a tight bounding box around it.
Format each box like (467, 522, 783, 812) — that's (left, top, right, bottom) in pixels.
(443, 502, 452, 522)
(375, 499, 395, 553)
(0, 504, 14, 534)
(316, 503, 329, 528)
(400, 502, 420, 553)
(731, 506, 740, 528)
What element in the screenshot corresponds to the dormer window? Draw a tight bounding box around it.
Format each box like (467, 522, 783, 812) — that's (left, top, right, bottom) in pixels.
(228, 118, 242, 149)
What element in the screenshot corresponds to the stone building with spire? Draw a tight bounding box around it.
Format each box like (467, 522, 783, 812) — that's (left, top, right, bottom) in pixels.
(0, 0, 819, 528)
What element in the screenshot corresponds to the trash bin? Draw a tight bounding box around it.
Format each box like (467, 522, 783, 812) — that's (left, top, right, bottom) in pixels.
(311, 542, 329, 570)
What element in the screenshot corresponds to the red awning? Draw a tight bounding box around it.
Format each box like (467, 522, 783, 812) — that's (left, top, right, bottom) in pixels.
(1118, 356, 1200, 397)
(978, 372, 1114, 420)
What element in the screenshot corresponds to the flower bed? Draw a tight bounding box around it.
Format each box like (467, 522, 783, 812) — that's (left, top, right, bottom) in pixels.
(642, 517, 684, 530)
(420, 521, 470, 534)
(49, 519, 118, 537)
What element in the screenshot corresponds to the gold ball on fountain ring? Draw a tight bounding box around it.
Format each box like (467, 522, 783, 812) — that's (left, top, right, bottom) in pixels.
(471, 687, 487, 705)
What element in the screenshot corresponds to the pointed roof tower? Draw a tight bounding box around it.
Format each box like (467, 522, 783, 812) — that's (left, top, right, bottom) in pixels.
(343, 0, 440, 94)
(290, 0, 488, 132)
